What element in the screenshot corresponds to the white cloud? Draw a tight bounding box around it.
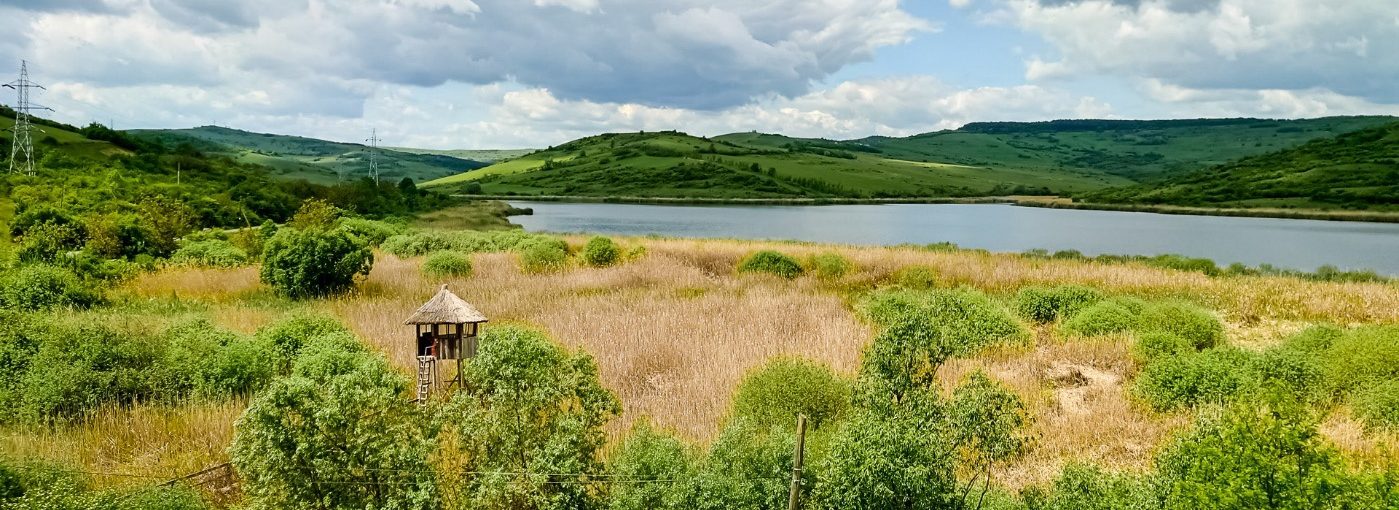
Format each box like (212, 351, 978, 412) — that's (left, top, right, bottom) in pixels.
(999, 0, 1399, 102)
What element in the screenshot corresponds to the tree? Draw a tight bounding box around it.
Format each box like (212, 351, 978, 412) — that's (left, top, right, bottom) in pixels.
(259, 225, 373, 298)
(436, 326, 620, 510)
(230, 338, 435, 510)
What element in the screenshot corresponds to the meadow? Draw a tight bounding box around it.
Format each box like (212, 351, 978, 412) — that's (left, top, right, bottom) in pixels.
(7, 228, 1397, 506)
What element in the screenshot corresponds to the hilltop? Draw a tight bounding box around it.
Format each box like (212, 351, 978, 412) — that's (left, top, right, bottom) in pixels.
(425, 116, 1395, 200)
(1078, 121, 1399, 211)
(130, 126, 490, 185)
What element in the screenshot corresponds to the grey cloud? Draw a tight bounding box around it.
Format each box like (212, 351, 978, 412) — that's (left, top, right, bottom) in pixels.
(1034, 0, 1220, 12)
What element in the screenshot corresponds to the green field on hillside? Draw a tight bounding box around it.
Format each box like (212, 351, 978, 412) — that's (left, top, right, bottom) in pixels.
(387, 147, 535, 163)
(1080, 121, 1399, 210)
(130, 126, 489, 185)
(425, 117, 1395, 201)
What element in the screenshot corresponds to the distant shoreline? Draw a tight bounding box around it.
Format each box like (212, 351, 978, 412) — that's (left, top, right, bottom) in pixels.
(453, 194, 1399, 223)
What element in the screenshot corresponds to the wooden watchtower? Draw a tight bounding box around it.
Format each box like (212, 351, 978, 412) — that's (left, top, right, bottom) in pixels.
(403, 284, 487, 400)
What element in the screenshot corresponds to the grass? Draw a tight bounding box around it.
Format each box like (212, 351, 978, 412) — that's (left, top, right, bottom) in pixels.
(7, 234, 1371, 494)
(410, 201, 526, 231)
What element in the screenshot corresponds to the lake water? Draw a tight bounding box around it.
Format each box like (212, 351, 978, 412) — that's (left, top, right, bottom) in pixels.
(508, 202, 1399, 275)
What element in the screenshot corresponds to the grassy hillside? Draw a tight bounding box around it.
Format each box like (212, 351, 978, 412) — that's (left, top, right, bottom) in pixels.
(426, 130, 1126, 198)
(387, 147, 534, 163)
(1079, 121, 1399, 210)
(426, 117, 1394, 200)
(130, 126, 490, 185)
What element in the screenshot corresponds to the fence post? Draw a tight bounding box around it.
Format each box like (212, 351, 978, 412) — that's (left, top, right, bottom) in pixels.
(787, 414, 807, 510)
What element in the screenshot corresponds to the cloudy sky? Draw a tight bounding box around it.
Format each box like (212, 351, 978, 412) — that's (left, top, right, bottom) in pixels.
(2, 0, 1397, 149)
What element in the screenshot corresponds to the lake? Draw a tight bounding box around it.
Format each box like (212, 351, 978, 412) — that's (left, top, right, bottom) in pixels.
(508, 202, 1399, 275)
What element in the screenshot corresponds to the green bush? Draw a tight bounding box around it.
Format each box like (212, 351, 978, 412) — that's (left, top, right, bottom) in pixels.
(1352, 380, 1399, 430)
(862, 289, 1030, 357)
(608, 423, 694, 510)
(0, 265, 103, 311)
(1133, 332, 1193, 363)
(169, 239, 250, 268)
(1139, 300, 1225, 350)
(1133, 348, 1259, 411)
(421, 251, 472, 279)
(732, 357, 851, 430)
(1252, 348, 1325, 403)
(736, 250, 804, 279)
(1280, 324, 1343, 354)
(253, 313, 352, 373)
(1317, 326, 1399, 398)
(581, 236, 621, 267)
(381, 231, 455, 257)
(335, 217, 403, 246)
(1014, 285, 1104, 323)
(1036, 462, 1152, 510)
(805, 252, 852, 280)
(518, 238, 569, 273)
(259, 226, 373, 298)
(891, 265, 939, 289)
(1059, 298, 1144, 337)
(685, 418, 801, 510)
(812, 406, 957, 509)
(0, 459, 211, 509)
(381, 230, 564, 258)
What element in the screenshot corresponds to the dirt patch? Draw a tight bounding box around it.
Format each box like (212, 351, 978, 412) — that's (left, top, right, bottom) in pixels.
(1045, 363, 1122, 417)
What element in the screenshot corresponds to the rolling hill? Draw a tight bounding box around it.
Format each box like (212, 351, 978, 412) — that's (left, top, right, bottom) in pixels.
(1078, 121, 1399, 211)
(424, 116, 1396, 200)
(129, 126, 491, 185)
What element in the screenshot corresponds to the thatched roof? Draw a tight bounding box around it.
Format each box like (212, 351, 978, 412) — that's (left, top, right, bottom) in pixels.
(404, 285, 488, 325)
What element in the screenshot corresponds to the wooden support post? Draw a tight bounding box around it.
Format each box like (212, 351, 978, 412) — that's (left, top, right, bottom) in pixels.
(787, 414, 807, 510)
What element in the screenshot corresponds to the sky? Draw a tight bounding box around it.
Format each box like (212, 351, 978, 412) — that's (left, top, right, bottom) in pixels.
(1, 0, 1397, 149)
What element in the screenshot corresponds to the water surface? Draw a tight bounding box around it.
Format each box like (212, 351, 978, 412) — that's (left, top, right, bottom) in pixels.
(509, 202, 1399, 274)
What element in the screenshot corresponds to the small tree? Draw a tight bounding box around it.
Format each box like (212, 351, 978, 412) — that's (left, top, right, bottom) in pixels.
(438, 326, 620, 510)
(259, 226, 373, 298)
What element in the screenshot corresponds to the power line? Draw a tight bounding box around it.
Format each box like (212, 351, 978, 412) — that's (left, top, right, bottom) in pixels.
(4, 60, 54, 176)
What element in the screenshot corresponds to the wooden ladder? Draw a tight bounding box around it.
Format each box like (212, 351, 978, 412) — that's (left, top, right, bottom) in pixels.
(416, 355, 437, 403)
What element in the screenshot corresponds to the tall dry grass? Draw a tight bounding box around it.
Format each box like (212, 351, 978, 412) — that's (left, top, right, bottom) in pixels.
(101, 235, 1399, 490)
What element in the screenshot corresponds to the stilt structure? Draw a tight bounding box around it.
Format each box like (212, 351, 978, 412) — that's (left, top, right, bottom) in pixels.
(404, 285, 488, 402)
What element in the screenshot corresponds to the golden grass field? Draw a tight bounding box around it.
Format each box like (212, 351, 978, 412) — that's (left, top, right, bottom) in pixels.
(5, 235, 1398, 490)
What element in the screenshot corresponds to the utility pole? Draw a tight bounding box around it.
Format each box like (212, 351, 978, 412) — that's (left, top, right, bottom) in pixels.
(787, 414, 807, 510)
(366, 128, 380, 185)
(4, 60, 53, 176)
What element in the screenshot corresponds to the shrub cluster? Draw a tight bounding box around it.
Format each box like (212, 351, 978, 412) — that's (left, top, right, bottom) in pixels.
(1014, 285, 1103, 323)
(581, 236, 621, 267)
(421, 251, 473, 279)
(736, 250, 804, 279)
(0, 459, 209, 509)
(1061, 298, 1223, 350)
(890, 265, 939, 289)
(731, 357, 851, 430)
(169, 239, 250, 268)
(380, 229, 562, 258)
(0, 265, 104, 311)
(861, 288, 1030, 357)
(519, 237, 570, 273)
(259, 225, 374, 298)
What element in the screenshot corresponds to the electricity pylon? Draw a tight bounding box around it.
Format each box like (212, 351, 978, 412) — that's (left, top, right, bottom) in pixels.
(4, 60, 53, 176)
(366, 128, 380, 184)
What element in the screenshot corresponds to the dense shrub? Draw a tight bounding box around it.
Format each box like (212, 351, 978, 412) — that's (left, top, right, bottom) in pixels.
(421, 251, 472, 279)
(231, 336, 434, 510)
(890, 265, 939, 289)
(259, 226, 373, 298)
(608, 423, 694, 510)
(381, 230, 563, 258)
(581, 236, 621, 267)
(812, 404, 958, 509)
(1059, 298, 1144, 337)
(335, 217, 403, 246)
(861, 289, 1030, 357)
(1014, 285, 1104, 323)
(440, 325, 620, 509)
(1251, 348, 1325, 403)
(732, 357, 851, 430)
(1139, 300, 1225, 349)
(1317, 326, 1399, 398)
(805, 252, 852, 280)
(381, 231, 455, 257)
(1154, 400, 1356, 509)
(1352, 380, 1399, 430)
(169, 239, 249, 268)
(252, 313, 351, 373)
(1134, 348, 1259, 411)
(0, 265, 103, 311)
(1033, 462, 1152, 510)
(518, 237, 569, 273)
(0, 460, 210, 509)
(1133, 331, 1193, 363)
(736, 250, 804, 279)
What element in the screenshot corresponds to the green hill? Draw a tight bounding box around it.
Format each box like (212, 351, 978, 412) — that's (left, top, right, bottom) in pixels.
(129, 126, 490, 185)
(425, 130, 1128, 199)
(425, 117, 1395, 200)
(1078, 122, 1399, 210)
(387, 147, 535, 163)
